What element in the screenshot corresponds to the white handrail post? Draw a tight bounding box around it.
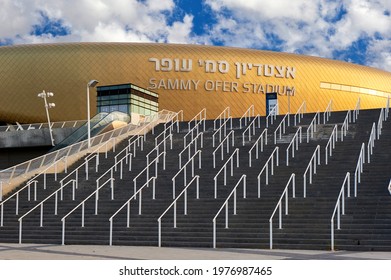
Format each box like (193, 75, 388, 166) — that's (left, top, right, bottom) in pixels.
(62, 220, 66, 245)
(19, 220, 22, 244)
(331, 219, 334, 251)
(158, 219, 162, 247)
(213, 220, 217, 248)
(269, 219, 273, 249)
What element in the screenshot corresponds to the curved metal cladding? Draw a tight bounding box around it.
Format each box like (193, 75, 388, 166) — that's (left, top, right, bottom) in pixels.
(0, 42, 390, 123)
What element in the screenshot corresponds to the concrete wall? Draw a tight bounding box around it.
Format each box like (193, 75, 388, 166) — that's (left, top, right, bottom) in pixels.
(0, 127, 77, 148)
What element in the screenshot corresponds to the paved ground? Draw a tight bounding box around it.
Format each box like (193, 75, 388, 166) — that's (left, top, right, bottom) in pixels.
(1, 243, 391, 260)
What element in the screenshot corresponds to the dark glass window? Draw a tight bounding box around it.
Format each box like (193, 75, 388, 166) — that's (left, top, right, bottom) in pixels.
(96, 83, 159, 116)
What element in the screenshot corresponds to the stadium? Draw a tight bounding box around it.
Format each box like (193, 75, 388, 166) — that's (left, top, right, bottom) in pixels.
(0, 42, 390, 124)
(0, 43, 390, 253)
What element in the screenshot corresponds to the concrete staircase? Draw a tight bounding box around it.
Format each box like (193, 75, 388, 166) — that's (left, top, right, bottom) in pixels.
(0, 108, 389, 251)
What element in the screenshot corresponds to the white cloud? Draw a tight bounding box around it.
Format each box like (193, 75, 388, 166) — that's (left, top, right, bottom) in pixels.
(203, 0, 391, 71)
(366, 39, 391, 72)
(0, 0, 191, 44)
(2, 0, 391, 71)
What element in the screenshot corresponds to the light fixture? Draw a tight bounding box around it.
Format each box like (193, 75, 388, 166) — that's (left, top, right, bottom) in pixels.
(37, 90, 56, 146)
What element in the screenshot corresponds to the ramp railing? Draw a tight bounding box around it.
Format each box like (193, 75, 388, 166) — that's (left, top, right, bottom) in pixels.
(0, 110, 173, 188)
(1, 120, 86, 132)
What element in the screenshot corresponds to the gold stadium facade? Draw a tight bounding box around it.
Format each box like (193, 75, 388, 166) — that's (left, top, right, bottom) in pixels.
(0, 42, 390, 123)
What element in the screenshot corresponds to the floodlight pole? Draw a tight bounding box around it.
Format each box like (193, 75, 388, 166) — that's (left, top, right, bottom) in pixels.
(87, 80, 99, 148)
(38, 90, 55, 146)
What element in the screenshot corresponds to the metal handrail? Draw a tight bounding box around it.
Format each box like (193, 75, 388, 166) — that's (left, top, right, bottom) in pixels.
(214, 148, 240, 198)
(325, 124, 338, 165)
(60, 154, 98, 191)
(248, 128, 268, 167)
(242, 114, 261, 145)
(377, 108, 385, 140)
(18, 179, 78, 244)
(155, 119, 179, 146)
(269, 173, 296, 249)
(212, 117, 232, 147)
(213, 174, 246, 248)
(188, 108, 206, 131)
(0, 158, 67, 226)
(184, 119, 204, 147)
(109, 176, 156, 246)
(61, 177, 114, 245)
(0, 110, 173, 186)
(146, 133, 172, 167)
(273, 113, 290, 144)
(239, 105, 255, 128)
(213, 107, 231, 130)
(96, 153, 131, 193)
(266, 104, 278, 127)
(330, 172, 350, 251)
(133, 152, 166, 195)
(158, 175, 200, 247)
(306, 111, 320, 143)
(172, 150, 201, 199)
(257, 147, 279, 197)
(294, 101, 306, 126)
(179, 132, 203, 168)
(303, 145, 321, 198)
(353, 143, 365, 197)
(212, 130, 234, 168)
(323, 100, 332, 124)
(114, 135, 144, 168)
(352, 98, 360, 122)
(0, 119, 86, 132)
(286, 126, 302, 166)
(340, 110, 351, 141)
(367, 122, 376, 163)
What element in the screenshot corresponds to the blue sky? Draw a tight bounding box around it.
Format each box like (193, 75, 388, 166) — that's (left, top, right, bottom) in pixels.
(1, 0, 391, 71)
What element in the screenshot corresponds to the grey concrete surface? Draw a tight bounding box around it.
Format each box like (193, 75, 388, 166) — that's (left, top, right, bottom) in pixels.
(0, 243, 390, 260)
